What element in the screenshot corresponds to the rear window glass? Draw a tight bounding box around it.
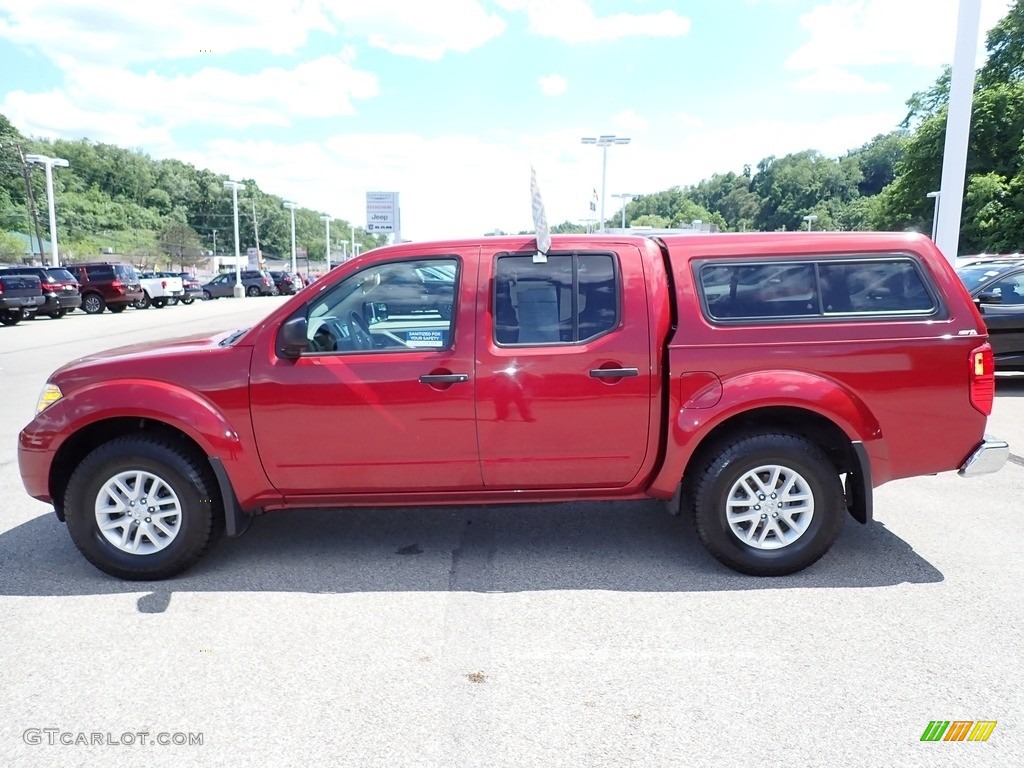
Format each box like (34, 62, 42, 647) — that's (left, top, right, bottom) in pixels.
(699, 257, 937, 320)
(46, 268, 77, 282)
(114, 264, 138, 281)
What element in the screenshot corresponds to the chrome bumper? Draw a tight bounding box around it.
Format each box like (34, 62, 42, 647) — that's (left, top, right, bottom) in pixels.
(959, 435, 1010, 477)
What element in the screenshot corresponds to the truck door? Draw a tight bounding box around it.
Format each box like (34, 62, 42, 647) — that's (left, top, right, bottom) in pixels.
(249, 250, 482, 495)
(475, 247, 653, 488)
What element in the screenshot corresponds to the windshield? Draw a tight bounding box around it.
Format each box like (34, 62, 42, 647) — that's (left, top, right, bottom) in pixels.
(957, 265, 1014, 292)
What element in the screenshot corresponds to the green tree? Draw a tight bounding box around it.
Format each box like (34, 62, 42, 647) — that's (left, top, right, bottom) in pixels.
(158, 222, 203, 269)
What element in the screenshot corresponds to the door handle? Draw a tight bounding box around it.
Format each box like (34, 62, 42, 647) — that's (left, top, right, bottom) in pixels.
(589, 367, 639, 378)
(419, 373, 470, 384)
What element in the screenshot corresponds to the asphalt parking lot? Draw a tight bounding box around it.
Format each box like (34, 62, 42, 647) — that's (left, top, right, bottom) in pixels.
(1, 297, 1022, 768)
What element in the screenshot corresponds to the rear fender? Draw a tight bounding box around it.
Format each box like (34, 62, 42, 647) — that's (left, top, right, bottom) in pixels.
(651, 370, 883, 498)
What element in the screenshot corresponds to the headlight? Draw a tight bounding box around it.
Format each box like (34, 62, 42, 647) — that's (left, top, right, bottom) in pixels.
(35, 383, 63, 414)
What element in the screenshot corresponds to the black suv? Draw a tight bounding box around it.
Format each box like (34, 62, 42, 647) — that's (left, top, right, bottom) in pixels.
(67, 262, 144, 314)
(0, 266, 82, 318)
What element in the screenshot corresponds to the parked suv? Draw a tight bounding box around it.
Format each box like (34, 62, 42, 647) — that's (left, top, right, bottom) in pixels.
(269, 270, 302, 295)
(0, 266, 82, 318)
(201, 270, 277, 299)
(67, 262, 144, 314)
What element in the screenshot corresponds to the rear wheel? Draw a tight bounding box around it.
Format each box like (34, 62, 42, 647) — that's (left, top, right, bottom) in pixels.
(152, 298, 167, 309)
(134, 292, 151, 310)
(82, 293, 105, 314)
(181, 296, 194, 305)
(691, 432, 844, 576)
(0, 309, 24, 326)
(109, 304, 127, 313)
(63, 436, 224, 580)
(202, 290, 213, 301)
(48, 310, 66, 319)
(246, 285, 260, 297)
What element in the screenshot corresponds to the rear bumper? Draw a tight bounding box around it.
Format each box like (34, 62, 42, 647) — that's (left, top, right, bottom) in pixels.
(959, 435, 1010, 477)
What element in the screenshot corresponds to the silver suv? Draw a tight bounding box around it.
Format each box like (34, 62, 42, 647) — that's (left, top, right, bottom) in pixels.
(201, 270, 278, 299)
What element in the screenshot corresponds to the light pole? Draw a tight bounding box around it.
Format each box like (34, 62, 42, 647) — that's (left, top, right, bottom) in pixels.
(581, 135, 630, 233)
(25, 154, 69, 266)
(284, 202, 299, 274)
(320, 214, 332, 271)
(803, 214, 818, 232)
(612, 193, 637, 230)
(926, 191, 941, 242)
(224, 180, 245, 297)
(212, 229, 217, 261)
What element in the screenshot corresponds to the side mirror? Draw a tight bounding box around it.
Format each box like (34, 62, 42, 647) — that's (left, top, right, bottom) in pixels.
(976, 290, 1001, 305)
(277, 316, 308, 359)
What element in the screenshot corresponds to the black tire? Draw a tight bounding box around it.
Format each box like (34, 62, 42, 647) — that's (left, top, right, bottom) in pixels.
(202, 290, 213, 301)
(0, 309, 23, 326)
(691, 433, 844, 576)
(82, 293, 105, 314)
(152, 298, 167, 309)
(181, 296, 194, 305)
(134, 292, 151, 310)
(64, 436, 224, 580)
(246, 285, 260, 297)
(109, 304, 127, 313)
(48, 310, 66, 319)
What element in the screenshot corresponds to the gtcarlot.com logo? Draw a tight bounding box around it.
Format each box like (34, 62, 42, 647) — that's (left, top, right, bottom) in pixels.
(23, 728, 203, 747)
(921, 720, 997, 742)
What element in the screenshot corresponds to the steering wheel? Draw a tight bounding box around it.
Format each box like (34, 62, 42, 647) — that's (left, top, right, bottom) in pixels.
(310, 324, 338, 352)
(346, 311, 374, 350)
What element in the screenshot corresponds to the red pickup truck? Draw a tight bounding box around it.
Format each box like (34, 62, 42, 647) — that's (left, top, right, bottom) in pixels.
(18, 232, 1009, 580)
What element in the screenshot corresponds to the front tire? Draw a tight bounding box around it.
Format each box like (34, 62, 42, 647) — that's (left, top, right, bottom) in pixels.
(0, 309, 24, 326)
(64, 436, 224, 580)
(691, 433, 844, 576)
(152, 298, 167, 308)
(181, 296, 194, 305)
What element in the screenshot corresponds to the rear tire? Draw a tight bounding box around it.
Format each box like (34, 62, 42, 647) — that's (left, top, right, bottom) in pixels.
(48, 310, 66, 319)
(64, 436, 224, 580)
(109, 304, 126, 313)
(83, 294, 105, 314)
(152, 298, 167, 309)
(181, 296, 194, 305)
(202, 290, 213, 301)
(691, 432, 844, 576)
(246, 285, 260, 297)
(134, 292, 151, 310)
(0, 309, 24, 326)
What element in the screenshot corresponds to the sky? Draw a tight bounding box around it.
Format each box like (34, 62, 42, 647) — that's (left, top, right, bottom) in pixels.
(0, 0, 1015, 241)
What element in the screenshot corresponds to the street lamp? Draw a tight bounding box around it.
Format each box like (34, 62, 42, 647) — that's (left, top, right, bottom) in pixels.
(803, 214, 818, 232)
(926, 191, 941, 242)
(612, 193, 637, 230)
(320, 214, 332, 271)
(25, 154, 69, 266)
(224, 180, 245, 297)
(212, 229, 217, 260)
(581, 135, 630, 233)
(283, 201, 299, 274)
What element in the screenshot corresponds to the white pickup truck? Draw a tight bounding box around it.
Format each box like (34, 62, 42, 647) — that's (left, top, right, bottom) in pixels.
(135, 272, 185, 309)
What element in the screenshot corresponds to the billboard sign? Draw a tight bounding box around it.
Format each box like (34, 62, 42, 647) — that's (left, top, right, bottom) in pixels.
(366, 191, 399, 233)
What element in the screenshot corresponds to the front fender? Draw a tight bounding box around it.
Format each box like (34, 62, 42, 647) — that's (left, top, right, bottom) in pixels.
(21, 379, 273, 511)
(650, 370, 883, 497)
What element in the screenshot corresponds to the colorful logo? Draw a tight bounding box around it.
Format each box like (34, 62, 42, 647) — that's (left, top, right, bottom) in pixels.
(921, 721, 997, 742)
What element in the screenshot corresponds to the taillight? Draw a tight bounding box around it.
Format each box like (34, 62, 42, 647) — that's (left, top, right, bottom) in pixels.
(969, 343, 995, 415)
(111, 279, 123, 289)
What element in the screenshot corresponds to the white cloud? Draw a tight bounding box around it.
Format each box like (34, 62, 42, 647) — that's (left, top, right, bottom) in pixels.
(496, 0, 691, 42)
(0, 0, 333, 64)
(611, 109, 649, 135)
(787, 0, 1013, 74)
(0, 0, 506, 67)
(1, 54, 379, 135)
(323, 0, 506, 59)
(538, 74, 568, 96)
(792, 68, 890, 94)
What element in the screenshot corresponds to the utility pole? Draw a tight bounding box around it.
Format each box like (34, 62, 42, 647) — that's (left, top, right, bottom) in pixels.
(16, 144, 46, 261)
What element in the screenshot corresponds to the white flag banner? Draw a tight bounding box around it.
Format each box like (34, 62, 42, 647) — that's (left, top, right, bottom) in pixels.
(530, 165, 551, 261)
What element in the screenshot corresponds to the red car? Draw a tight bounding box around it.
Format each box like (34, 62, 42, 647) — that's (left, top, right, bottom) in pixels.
(19, 232, 1008, 580)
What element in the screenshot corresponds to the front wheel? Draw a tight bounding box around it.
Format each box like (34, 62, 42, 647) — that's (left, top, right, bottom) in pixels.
(48, 310, 66, 319)
(134, 292, 151, 310)
(152, 298, 167, 309)
(180, 296, 194, 305)
(0, 309, 24, 326)
(690, 433, 844, 576)
(63, 436, 224, 580)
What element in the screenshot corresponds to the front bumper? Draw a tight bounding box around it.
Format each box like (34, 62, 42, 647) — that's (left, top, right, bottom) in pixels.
(959, 435, 1010, 477)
